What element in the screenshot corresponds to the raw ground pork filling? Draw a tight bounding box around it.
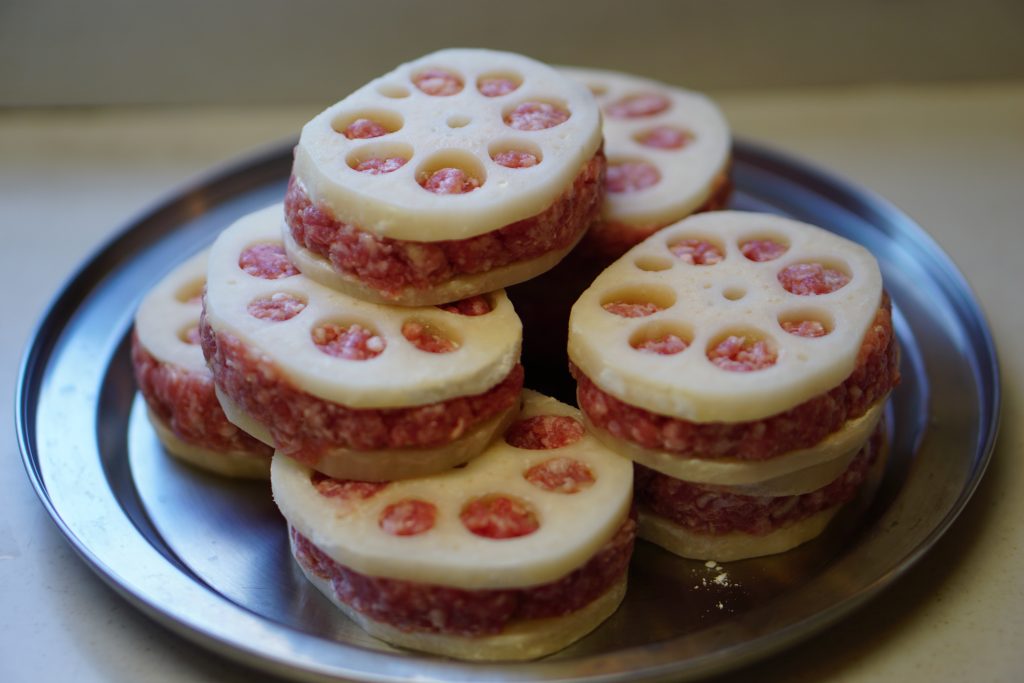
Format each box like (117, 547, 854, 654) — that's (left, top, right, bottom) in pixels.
(635, 427, 884, 536)
(284, 151, 605, 297)
(130, 331, 271, 457)
(290, 513, 636, 636)
(574, 301, 899, 461)
(198, 312, 524, 463)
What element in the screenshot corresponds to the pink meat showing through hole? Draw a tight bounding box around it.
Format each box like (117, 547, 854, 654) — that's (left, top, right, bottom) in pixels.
(239, 244, 299, 280)
(636, 126, 692, 149)
(779, 263, 850, 295)
(707, 336, 777, 372)
(504, 102, 570, 131)
(782, 320, 829, 337)
(524, 457, 595, 494)
(740, 239, 788, 262)
(380, 499, 437, 536)
(247, 293, 306, 321)
(602, 301, 663, 318)
(437, 296, 492, 316)
(492, 150, 539, 168)
(478, 77, 518, 97)
(401, 321, 457, 353)
(670, 239, 723, 265)
(606, 161, 660, 193)
(182, 326, 202, 345)
(312, 323, 386, 360)
(413, 69, 463, 96)
(505, 415, 585, 449)
(353, 157, 407, 174)
(634, 334, 688, 355)
(461, 495, 539, 539)
(343, 118, 390, 140)
(418, 168, 481, 194)
(606, 93, 670, 118)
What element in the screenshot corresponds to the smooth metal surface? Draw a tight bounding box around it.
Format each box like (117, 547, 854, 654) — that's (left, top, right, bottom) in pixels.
(17, 140, 999, 682)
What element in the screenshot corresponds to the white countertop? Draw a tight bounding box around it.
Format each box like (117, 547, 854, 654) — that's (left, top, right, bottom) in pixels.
(2, 81, 1022, 682)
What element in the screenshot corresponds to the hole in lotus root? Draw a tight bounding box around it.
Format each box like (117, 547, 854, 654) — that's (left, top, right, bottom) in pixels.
(412, 68, 464, 96)
(401, 319, 459, 353)
(312, 322, 386, 360)
(178, 325, 201, 345)
(525, 457, 595, 494)
(722, 286, 747, 301)
(379, 499, 437, 536)
(247, 292, 307, 322)
(606, 160, 660, 193)
(668, 237, 725, 265)
(346, 142, 412, 175)
(739, 235, 790, 262)
(416, 150, 486, 194)
(505, 415, 584, 450)
(477, 72, 521, 97)
(437, 295, 493, 316)
(605, 92, 671, 118)
(503, 100, 571, 131)
(600, 285, 676, 318)
(376, 82, 410, 99)
(634, 126, 694, 150)
(489, 138, 543, 169)
(239, 243, 299, 280)
(706, 331, 778, 372)
(634, 255, 673, 272)
(174, 278, 205, 304)
(779, 261, 851, 295)
(332, 109, 404, 140)
(779, 308, 835, 337)
(629, 321, 693, 355)
(461, 494, 539, 539)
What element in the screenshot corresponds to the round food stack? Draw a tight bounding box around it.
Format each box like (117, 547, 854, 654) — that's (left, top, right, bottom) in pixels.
(568, 211, 900, 561)
(560, 66, 732, 260)
(272, 390, 635, 661)
(201, 204, 524, 482)
(284, 48, 605, 306)
(131, 250, 273, 478)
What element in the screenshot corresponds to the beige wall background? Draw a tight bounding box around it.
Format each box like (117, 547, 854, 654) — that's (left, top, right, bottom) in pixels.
(3, 0, 1022, 107)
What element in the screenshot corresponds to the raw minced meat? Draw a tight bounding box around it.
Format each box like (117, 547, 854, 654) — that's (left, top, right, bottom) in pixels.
(503, 102, 570, 131)
(290, 513, 635, 636)
(669, 239, 724, 265)
(285, 151, 604, 298)
(199, 312, 524, 461)
(460, 495, 539, 539)
(635, 427, 882, 535)
(238, 243, 299, 280)
(574, 300, 899, 461)
(131, 332, 271, 457)
(524, 457, 595, 494)
(505, 415, 585, 450)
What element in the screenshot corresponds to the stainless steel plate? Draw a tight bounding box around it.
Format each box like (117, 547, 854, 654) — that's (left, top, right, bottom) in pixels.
(17, 140, 999, 682)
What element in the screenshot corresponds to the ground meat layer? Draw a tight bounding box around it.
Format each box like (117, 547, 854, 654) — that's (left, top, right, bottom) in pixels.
(636, 428, 882, 535)
(130, 333, 272, 457)
(291, 514, 635, 637)
(199, 313, 523, 462)
(575, 300, 898, 461)
(284, 152, 605, 298)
